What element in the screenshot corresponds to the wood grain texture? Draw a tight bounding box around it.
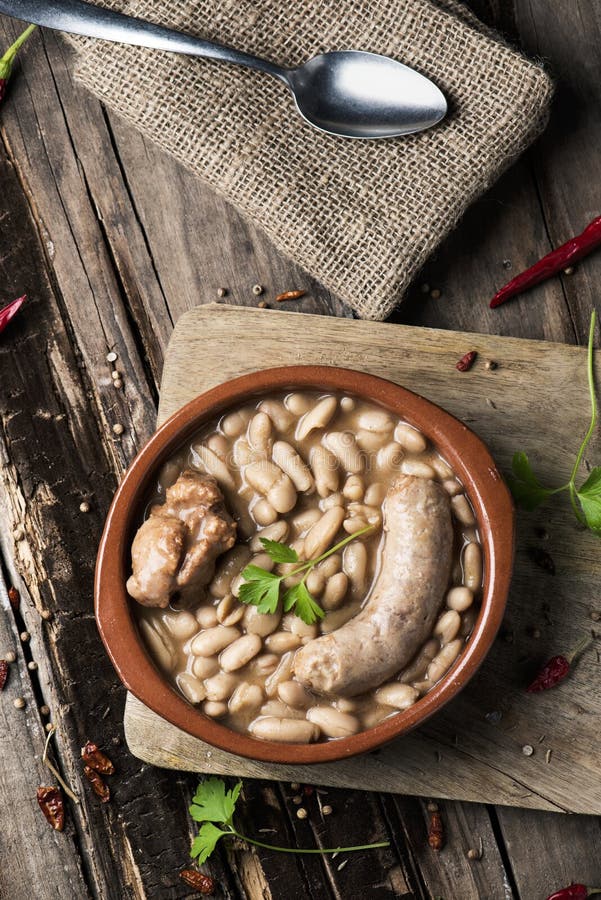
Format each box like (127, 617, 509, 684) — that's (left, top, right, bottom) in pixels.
(125, 304, 600, 814)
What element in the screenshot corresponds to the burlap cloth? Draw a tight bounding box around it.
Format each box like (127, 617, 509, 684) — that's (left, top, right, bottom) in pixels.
(69, 0, 553, 320)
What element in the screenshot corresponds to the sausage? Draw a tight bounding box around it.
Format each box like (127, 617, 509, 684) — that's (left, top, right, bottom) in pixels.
(293, 475, 453, 697)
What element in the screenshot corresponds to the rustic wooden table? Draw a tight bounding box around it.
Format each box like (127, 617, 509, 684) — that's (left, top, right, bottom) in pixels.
(1, 2, 600, 898)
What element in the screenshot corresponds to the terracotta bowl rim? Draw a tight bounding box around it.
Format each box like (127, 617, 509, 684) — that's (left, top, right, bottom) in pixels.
(95, 364, 514, 764)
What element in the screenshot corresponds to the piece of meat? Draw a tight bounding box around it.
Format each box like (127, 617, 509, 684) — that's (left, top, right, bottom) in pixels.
(127, 470, 236, 607)
(294, 475, 453, 696)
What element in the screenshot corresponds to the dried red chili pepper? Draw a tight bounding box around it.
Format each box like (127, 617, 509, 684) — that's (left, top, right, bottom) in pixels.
(0, 26, 36, 104)
(456, 351, 477, 372)
(490, 215, 601, 309)
(8, 586, 20, 611)
(527, 636, 592, 693)
(0, 660, 8, 691)
(83, 765, 110, 803)
(546, 885, 601, 900)
(427, 811, 444, 851)
(275, 290, 306, 302)
(37, 785, 65, 831)
(0, 296, 26, 335)
(179, 870, 215, 894)
(81, 741, 115, 775)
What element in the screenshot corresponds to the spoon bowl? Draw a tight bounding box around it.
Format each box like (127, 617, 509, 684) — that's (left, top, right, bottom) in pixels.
(287, 51, 447, 138)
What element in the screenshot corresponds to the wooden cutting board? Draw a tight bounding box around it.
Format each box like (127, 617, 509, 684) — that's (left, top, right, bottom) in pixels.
(124, 304, 601, 814)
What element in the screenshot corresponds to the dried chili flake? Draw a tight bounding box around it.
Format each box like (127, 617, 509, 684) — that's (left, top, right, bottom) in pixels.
(81, 741, 115, 775)
(527, 636, 592, 693)
(455, 351, 477, 372)
(0, 296, 26, 336)
(0, 26, 36, 105)
(275, 290, 306, 303)
(427, 811, 444, 851)
(0, 660, 8, 691)
(179, 870, 215, 894)
(37, 785, 65, 831)
(83, 765, 110, 803)
(8, 586, 20, 611)
(546, 885, 601, 900)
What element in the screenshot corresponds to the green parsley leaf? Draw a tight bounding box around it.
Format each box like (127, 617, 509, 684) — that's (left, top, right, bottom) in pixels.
(282, 581, 325, 625)
(190, 777, 242, 825)
(238, 567, 282, 614)
(508, 451, 553, 511)
(259, 537, 299, 564)
(190, 823, 229, 864)
(577, 466, 601, 533)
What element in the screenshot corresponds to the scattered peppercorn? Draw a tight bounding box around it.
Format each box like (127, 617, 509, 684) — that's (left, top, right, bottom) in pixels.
(20, 631, 30, 643)
(290, 782, 300, 790)
(292, 794, 302, 804)
(485, 359, 498, 370)
(112, 423, 124, 435)
(79, 501, 90, 513)
(522, 744, 534, 756)
(45, 722, 54, 732)
(13, 697, 26, 709)
(455, 351, 477, 372)
(252, 284, 264, 296)
(563, 267, 575, 275)
(180, 870, 215, 894)
(527, 636, 591, 692)
(420, 283, 430, 294)
(40, 609, 52, 621)
(40, 705, 50, 716)
(27, 661, 38, 671)
(5, 651, 16, 663)
(111, 370, 120, 380)
(430, 288, 441, 299)
(296, 808, 307, 819)
(217, 288, 227, 298)
(467, 848, 480, 860)
(590, 611, 601, 622)
(322, 805, 333, 816)
(106, 351, 118, 363)
(113, 379, 123, 389)
(257, 300, 267, 309)
(427, 811, 444, 851)
(426, 801, 439, 813)
(13, 526, 24, 541)
(8, 586, 20, 611)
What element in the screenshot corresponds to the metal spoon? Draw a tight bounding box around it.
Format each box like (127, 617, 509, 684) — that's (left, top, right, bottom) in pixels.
(0, 0, 447, 139)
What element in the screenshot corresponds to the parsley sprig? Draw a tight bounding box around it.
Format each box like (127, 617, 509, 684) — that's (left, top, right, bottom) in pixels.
(238, 526, 374, 625)
(509, 310, 601, 534)
(190, 777, 389, 863)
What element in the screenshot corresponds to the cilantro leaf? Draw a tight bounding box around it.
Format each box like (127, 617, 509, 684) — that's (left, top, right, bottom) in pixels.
(283, 581, 325, 625)
(190, 777, 242, 825)
(577, 466, 601, 533)
(190, 823, 228, 864)
(259, 537, 299, 564)
(238, 568, 282, 614)
(508, 451, 553, 511)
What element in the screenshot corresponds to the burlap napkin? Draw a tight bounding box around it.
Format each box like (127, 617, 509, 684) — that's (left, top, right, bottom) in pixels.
(70, 0, 553, 320)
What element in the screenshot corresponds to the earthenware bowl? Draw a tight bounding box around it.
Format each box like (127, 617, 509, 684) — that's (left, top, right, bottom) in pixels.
(95, 366, 514, 764)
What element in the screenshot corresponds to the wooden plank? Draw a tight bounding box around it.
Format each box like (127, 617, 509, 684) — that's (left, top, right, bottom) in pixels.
(125, 304, 601, 814)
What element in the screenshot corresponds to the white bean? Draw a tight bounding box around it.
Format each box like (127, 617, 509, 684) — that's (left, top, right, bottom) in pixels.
(265, 651, 294, 696)
(356, 429, 389, 453)
(305, 569, 325, 597)
(296, 396, 338, 441)
(245, 460, 297, 513)
(265, 632, 302, 653)
(161, 610, 199, 640)
(272, 441, 314, 492)
(394, 423, 427, 453)
(460, 607, 478, 637)
(463, 542, 483, 591)
(400, 460, 435, 479)
(233, 437, 253, 466)
(443, 479, 463, 497)
(220, 634, 262, 672)
(434, 610, 462, 644)
(375, 683, 419, 709)
(221, 410, 250, 438)
(243, 604, 282, 637)
(336, 697, 362, 713)
(207, 433, 230, 460)
(347, 502, 382, 528)
(357, 409, 394, 433)
(426, 639, 464, 683)
(138, 620, 173, 673)
(343, 542, 367, 595)
(343, 517, 369, 535)
(210, 545, 251, 598)
(190, 626, 240, 657)
(364, 483, 386, 506)
(322, 572, 349, 610)
(446, 586, 474, 612)
(400, 639, 440, 683)
(292, 507, 322, 534)
(259, 699, 308, 720)
(204, 672, 239, 701)
(258, 399, 294, 432)
(176, 673, 206, 704)
(277, 680, 313, 709)
(317, 554, 342, 578)
(340, 396, 355, 412)
(306, 706, 359, 738)
(304, 507, 345, 559)
(253, 498, 278, 526)
(320, 601, 359, 633)
(229, 682, 264, 714)
(192, 656, 220, 679)
(377, 441, 404, 470)
(250, 520, 289, 551)
(309, 445, 339, 497)
(324, 431, 364, 474)
(203, 700, 228, 718)
(191, 443, 236, 489)
(216, 594, 245, 627)
(285, 392, 311, 416)
(342, 474, 365, 501)
(248, 411, 272, 456)
(249, 716, 320, 743)
(253, 653, 280, 675)
(430, 456, 454, 480)
(320, 491, 344, 510)
(361, 707, 392, 729)
(282, 613, 319, 640)
(452, 494, 476, 526)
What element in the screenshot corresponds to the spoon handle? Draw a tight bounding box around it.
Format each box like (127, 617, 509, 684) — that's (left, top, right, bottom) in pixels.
(0, 0, 288, 82)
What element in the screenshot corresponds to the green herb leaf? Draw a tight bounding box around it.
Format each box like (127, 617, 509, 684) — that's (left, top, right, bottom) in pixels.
(283, 581, 325, 625)
(577, 466, 601, 533)
(508, 452, 554, 511)
(259, 537, 299, 564)
(190, 777, 242, 825)
(238, 567, 282, 614)
(190, 823, 229, 864)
